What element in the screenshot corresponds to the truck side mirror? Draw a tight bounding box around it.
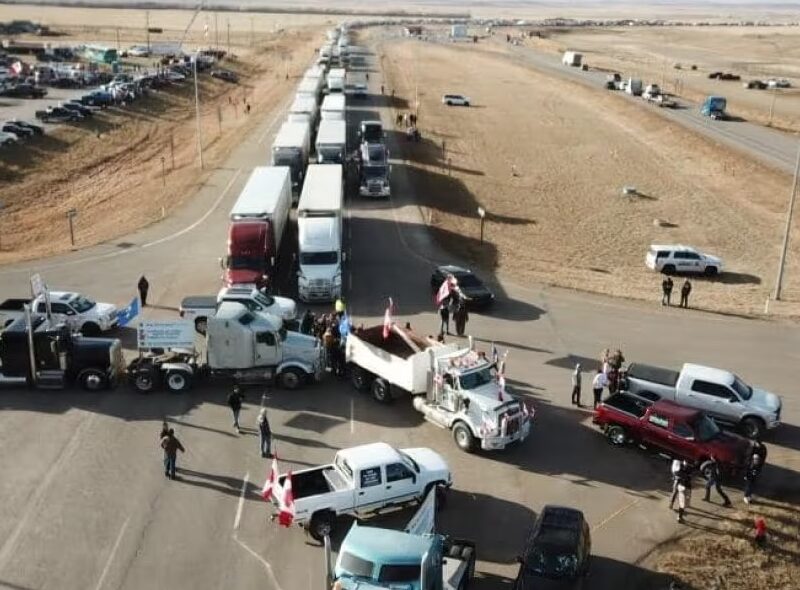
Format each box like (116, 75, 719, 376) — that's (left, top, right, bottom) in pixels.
(342, 252, 347, 263)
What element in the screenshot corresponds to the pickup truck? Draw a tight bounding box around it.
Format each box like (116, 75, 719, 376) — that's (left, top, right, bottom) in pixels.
(623, 363, 781, 439)
(3, 292, 118, 336)
(0, 299, 29, 329)
(272, 442, 452, 541)
(593, 393, 752, 476)
(179, 286, 296, 333)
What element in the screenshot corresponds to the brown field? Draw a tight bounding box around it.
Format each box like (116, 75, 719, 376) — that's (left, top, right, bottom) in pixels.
(378, 37, 800, 316)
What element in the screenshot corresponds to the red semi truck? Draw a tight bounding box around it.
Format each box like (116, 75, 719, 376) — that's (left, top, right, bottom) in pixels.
(221, 166, 292, 291)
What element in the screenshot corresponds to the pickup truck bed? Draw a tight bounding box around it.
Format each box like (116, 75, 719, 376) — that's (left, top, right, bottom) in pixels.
(279, 465, 349, 500)
(0, 299, 30, 311)
(180, 296, 216, 310)
(626, 363, 679, 387)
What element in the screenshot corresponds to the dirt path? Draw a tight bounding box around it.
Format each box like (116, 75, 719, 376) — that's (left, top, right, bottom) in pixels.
(377, 38, 800, 317)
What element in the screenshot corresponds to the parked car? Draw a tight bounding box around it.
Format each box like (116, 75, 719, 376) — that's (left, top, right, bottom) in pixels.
(645, 244, 722, 276)
(442, 93, 470, 106)
(9, 119, 43, 135)
(1, 83, 47, 98)
(513, 505, 591, 589)
(60, 102, 92, 118)
(2, 122, 33, 138)
(430, 264, 495, 309)
(165, 71, 186, 82)
(32, 291, 119, 335)
(0, 131, 18, 146)
(35, 107, 80, 123)
(128, 45, 150, 57)
(744, 79, 768, 90)
(210, 69, 238, 83)
(768, 78, 791, 89)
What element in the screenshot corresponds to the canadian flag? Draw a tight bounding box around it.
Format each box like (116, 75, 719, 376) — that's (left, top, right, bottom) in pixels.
(435, 275, 456, 306)
(521, 401, 530, 420)
(278, 471, 295, 527)
(382, 297, 394, 340)
(497, 373, 506, 402)
(11, 61, 22, 75)
(261, 455, 279, 501)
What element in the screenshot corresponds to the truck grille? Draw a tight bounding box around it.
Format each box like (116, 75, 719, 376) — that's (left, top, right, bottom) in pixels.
(506, 416, 520, 436)
(305, 279, 332, 299)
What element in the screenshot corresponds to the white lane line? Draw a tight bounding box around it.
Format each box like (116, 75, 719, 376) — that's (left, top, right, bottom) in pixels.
(350, 398, 354, 434)
(233, 535, 285, 590)
(93, 517, 130, 590)
(234, 471, 250, 531)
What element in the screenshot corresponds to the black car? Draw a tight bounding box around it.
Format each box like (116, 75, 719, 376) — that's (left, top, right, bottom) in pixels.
(211, 69, 238, 83)
(430, 265, 494, 309)
(514, 506, 591, 590)
(61, 102, 92, 118)
(2, 123, 34, 138)
(9, 120, 44, 135)
(1, 83, 47, 98)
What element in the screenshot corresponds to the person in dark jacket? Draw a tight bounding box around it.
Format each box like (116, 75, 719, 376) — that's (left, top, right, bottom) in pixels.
(257, 408, 272, 458)
(138, 275, 150, 307)
(438, 297, 451, 337)
(160, 428, 185, 479)
(453, 295, 469, 336)
(743, 452, 764, 505)
(159, 420, 169, 440)
(701, 455, 731, 506)
(228, 386, 245, 433)
(680, 279, 692, 308)
(661, 276, 674, 306)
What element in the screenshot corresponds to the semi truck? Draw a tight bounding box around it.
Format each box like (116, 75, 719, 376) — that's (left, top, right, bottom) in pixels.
(358, 142, 391, 198)
(0, 311, 123, 391)
(346, 325, 532, 452)
(562, 51, 582, 67)
(326, 68, 346, 94)
(297, 165, 344, 302)
(129, 301, 323, 392)
(701, 96, 727, 119)
(222, 166, 292, 290)
(315, 119, 347, 164)
(271, 120, 311, 195)
(296, 76, 322, 102)
(320, 93, 346, 121)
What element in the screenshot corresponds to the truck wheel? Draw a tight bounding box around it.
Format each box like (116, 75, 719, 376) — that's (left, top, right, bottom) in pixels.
(165, 370, 193, 393)
(606, 425, 627, 447)
(133, 369, 157, 393)
(662, 265, 676, 275)
(308, 511, 334, 543)
(79, 369, 108, 391)
(704, 265, 719, 277)
(741, 417, 765, 440)
(194, 317, 208, 335)
(278, 368, 305, 391)
(350, 366, 372, 392)
(453, 422, 477, 453)
(371, 378, 392, 404)
(81, 322, 101, 337)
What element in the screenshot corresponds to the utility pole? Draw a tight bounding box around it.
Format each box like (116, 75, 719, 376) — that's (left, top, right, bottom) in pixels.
(66, 208, 77, 247)
(145, 10, 150, 52)
(227, 18, 230, 55)
(193, 59, 205, 170)
(774, 140, 800, 300)
(215, 12, 219, 51)
(115, 27, 121, 53)
(0, 199, 4, 251)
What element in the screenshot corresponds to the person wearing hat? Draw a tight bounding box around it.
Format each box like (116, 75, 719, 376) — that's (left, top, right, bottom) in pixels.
(571, 363, 582, 406)
(257, 408, 272, 458)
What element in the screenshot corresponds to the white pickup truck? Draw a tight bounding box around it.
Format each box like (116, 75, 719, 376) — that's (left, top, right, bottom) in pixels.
(273, 442, 451, 541)
(179, 286, 296, 333)
(34, 291, 119, 336)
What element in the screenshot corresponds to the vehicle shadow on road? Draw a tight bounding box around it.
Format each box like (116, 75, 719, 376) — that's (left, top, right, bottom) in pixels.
(699, 271, 761, 286)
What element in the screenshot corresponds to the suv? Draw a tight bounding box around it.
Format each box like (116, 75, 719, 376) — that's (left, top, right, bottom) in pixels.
(514, 506, 591, 589)
(645, 244, 722, 276)
(442, 93, 470, 106)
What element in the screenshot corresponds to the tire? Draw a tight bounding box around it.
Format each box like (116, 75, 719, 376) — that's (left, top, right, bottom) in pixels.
(350, 366, 372, 392)
(371, 377, 392, 404)
(704, 265, 719, 277)
(606, 425, 627, 447)
(453, 422, 477, 453)
(464, 102, 470, 107)
(80, 322, 101, 337)
(741, 416, 765, 440)
(79, 368, 108, 391)
(308, 511, 334, 542)
(445, 100, 452, 106)
(662, 264, 676, 275)
(194, 317, 208, 335)
(165, 369, 192, 393)
(700, 459, 714, 481)
(278, 367, 305, 391)
(132, 368, 157, 393)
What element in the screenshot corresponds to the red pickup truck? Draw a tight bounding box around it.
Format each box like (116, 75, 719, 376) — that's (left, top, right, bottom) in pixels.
(593, 393, 751, 474)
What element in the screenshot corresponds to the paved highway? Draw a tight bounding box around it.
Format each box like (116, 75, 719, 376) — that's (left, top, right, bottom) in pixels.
(0, 38, 798, 590)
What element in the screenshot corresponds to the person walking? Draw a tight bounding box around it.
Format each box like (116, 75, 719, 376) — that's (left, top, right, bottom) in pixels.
(453, 296, 469, 336)
(438, 297, 451, 337)
(701, 455, 731, 507)
(592, 369, 607, 409)
(680, 279, 692, 308)
(138, 275, 150, 307)
(380, 84, 384, 95)
(675, 460, 693, 523)
(668, 458, 682, 510)
(160, 428, 185, 480)
(661, 276, 674, 306)
(743, 451, 764, 505)
(257, 408, 272, 458)
(571, 363, 582, 406)
(227, 386, 245, 433)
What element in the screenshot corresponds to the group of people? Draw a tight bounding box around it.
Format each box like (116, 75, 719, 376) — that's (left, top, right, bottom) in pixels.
(571, 348, 626, 409)
(395, 111, 421, 142)
(298, 299, 352, 378)
(661, 277, 692, 308)
(669, 442, 767, 525)
(437, 290, 469, 338)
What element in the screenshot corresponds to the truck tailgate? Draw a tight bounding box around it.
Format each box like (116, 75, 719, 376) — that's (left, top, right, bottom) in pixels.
(180, 296, 216, 311)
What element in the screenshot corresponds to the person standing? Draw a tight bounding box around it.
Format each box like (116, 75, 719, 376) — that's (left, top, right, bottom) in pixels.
(701, 455, 731, 507)
(743, 451, 764, 505)
(453, 295, 469, 336)
(668, 458, 682, 510)
(380, 84, 384, 95)
(227, 386, 245, 433)
(257, 408, 272, 458)
(661, 276, 674, 306)
(159, 420, 169, 440)
(571, 363, 582, 406)
(138, 275, 150, 307)
(675, 460, 693, 523)
(680, 279, 692, 308)
(592, 369, 607, 409)
(438, 297, 451, 337)
(160, 428, 185, 480)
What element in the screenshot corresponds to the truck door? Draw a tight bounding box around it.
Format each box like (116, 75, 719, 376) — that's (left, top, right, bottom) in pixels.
(640, 411, 673, 454)
(666, 421, 697, 459)
(685, 379, 735, 421)
(36, 301, 76, 331)
(384, 462, 418, 505)
(354, 466, 386, 512)
(254, 331, 280, 366)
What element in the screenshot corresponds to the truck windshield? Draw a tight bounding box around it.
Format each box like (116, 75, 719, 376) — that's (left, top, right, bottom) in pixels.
(525, 544, 579, 579)
(71, 296, 96, 313)
(300, 251, 338, 265)
(339, 552, 374, 579)
(458, 367, 493, 390)
(379, 564, 421, 583)
(398, 450, 420, 473)
(273, 151, 300, 167)
(731, 377, 753, 400)
(318, 146, 343, 162)
(363, 166, 387, 179)
(229, 256, 264, 270)
(694, 415, 722, 442)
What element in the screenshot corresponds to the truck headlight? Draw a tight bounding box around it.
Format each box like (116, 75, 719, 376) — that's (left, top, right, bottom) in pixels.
(333, 272, 342, 286)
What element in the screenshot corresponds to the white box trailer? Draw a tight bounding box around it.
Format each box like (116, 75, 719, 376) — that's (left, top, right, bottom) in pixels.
(315, 119, 347, 164)
(229, 166, 291, 231)
(326, 68, 346, 94)
(296, 76, 321, 101)
(562, 51, 583, 67)
(271, 120, 311, 194)
(321, 93, 346, 120)
(290, 94, 318, 124)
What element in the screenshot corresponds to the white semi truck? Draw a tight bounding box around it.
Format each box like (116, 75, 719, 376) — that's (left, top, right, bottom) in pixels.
(271, 120, 311, 194)
(315, 119, 346, 164)
(346, 325, 532, 452)
(326, 68, 346, 93)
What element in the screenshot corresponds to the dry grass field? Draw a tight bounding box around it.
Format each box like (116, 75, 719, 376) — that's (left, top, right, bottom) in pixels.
(378, 37, 800, 316)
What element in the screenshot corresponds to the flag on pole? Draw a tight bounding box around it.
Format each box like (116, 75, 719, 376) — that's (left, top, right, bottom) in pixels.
(491, 343, 499, 366)
(435, 275, 456, 306)
(497, 372, 506, 402)
(382, 297, 394, 340)
(261, 455, 279, 501)
(278, 471, 295, 527)
(11, 61, 23, 75)
(117, 296, 140, 327)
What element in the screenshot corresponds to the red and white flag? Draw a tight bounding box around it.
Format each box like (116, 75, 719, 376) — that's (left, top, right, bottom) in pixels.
(11, 61, 22, 75)
(435, 275, 456, 306)
(278, 471, 295, 527)
(261, 455, 279, 501)
(382, 297, 394, 339)
(521, 401, 530, 420)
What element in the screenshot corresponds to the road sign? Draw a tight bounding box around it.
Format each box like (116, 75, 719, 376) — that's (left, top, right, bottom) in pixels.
(137, 321, 195, 349)
(30, 273, 45, 297)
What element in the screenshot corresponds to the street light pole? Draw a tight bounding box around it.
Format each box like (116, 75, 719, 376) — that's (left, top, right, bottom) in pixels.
(66, 208, 77, 247)
(193, 58, 205, 170)
(774, 140, 800, 300)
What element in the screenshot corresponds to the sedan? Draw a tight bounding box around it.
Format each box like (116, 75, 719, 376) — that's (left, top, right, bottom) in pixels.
(442, 93, 470, 106)
(2, 123, 34, 138)
(9, 120, 43, 135)
(430, 265, 494, 309)
(211, 69, 238, 83)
